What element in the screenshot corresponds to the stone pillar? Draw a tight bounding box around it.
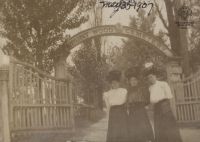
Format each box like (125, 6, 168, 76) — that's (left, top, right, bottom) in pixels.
(55, 55, 67, 79)
(166, 60, 183, 82)
(166, 58, 183, 118)
(54, 53, 75, 130)
(0, 55, 11, 142)
(54, 54, 73, 80)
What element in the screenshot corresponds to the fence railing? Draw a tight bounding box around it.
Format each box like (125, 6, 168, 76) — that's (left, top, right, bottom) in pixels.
(74, 103, 96, 120)
(0, 55, 100, 142)
(9, 58, 75, 131)
(171, 70, 200, 123)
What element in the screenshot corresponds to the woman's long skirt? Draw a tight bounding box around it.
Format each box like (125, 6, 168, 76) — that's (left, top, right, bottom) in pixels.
(154, 99, 182, 142)
(107, 105, 129, 142)
(128, 103, 154, 142)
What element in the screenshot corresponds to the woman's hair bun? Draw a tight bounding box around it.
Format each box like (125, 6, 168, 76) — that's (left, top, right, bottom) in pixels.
(107, 70, 122, 82)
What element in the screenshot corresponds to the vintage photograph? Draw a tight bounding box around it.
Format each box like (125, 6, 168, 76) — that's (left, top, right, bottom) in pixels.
(0, 0, 200, 142)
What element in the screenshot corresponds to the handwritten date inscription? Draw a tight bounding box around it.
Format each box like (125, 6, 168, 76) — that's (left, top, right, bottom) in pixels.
(99, 0, 154, 18)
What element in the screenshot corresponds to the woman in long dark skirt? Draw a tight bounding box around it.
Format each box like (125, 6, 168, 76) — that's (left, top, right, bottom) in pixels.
(146, 67, 182, 142)
(103, 70, 129, 142)
(154, 99, 182, 142)
(125, 69, 154, 142)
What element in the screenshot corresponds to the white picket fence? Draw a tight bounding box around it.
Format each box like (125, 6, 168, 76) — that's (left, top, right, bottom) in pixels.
(172, 71, 200, 123)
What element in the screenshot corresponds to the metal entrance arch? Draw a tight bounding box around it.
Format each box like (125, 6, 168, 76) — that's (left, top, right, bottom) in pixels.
(63, 24, 186, 122)
(65, 25, 174, 58)
(65, 25, 200, 124)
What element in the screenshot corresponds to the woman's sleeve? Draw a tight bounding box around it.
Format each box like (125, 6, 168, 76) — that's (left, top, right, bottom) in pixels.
(103, 92, 110, 110)
(164, 82, 173, 99)
(120, 89, 127, 104)
(141, 88, 151, 106)
(149, 86, 157, 104)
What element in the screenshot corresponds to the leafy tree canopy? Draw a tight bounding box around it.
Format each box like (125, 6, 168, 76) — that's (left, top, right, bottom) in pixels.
(0, 0, 95, 72)
(72, 39, 109, 105)
(112, 10, 168, 79)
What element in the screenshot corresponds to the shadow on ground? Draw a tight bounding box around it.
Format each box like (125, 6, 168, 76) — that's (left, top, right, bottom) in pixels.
(11, 110, 106, 142)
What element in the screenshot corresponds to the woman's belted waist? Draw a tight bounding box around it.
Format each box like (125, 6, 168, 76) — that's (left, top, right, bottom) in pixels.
(110, 104, 126, 109)
(155, 99, 170, 107)
(154, 99, 171, 114)
(128, 102, 146, 109)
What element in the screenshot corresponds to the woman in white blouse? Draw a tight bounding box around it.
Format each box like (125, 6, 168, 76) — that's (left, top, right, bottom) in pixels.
(103, 70, 129, 142)
(146, 67, 182, 142)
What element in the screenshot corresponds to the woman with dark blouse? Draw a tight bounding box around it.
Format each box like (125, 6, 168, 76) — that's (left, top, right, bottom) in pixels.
(126, 69, 154, 142)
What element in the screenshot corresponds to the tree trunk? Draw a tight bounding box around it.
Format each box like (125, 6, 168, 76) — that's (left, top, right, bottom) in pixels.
(94, 36, 101, 62)
(35, 48, 43, 70)
(179, 29, 191, 76)
(177, 0, 191, 76)
(164, 0, 182, 56)
(164, 0, 191, 76)
(94, 36, 103, 109)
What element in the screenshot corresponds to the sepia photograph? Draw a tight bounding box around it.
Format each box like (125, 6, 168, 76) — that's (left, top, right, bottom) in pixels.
(0, 0, 200, 142)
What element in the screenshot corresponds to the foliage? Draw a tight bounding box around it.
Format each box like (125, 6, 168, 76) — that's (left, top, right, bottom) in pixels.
(189, 0, 200, 72)
(72, 39, 109, 106)
(0, 0, 95, 72)
(154, 0, 193, 75)
(112, 10, 168, 79)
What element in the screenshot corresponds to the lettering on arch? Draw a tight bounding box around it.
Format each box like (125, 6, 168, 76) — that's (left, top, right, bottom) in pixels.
(67, 25, 174, 58)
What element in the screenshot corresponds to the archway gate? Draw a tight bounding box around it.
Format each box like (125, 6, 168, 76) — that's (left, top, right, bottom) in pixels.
(66, 25, 174, 58)
(66, 25, 200, 124)
(7, 24, 176, 132)
(1, 24, 196, 141)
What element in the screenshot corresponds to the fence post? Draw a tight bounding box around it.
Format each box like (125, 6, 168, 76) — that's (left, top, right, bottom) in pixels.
(55, 55, 73, 80)
(0, 56, 11, 142)
(55, 55, 75, 131)
(166, 59, 183, 119)
(69, 82, 75, 132)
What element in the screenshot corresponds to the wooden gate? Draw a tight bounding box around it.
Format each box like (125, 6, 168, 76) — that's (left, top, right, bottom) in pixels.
(9, 58, 75, 132)
(171, 71, 200, 123)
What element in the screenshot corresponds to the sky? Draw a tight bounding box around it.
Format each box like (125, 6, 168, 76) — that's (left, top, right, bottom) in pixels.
(68, 0, 168, 49)
(66, 0, 169, 65)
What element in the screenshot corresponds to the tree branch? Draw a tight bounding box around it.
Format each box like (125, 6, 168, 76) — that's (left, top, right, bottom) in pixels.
(163, 31, 169, 36)
(154, 0, 169, 31)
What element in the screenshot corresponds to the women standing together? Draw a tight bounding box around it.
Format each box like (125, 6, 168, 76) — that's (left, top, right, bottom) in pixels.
(104, 68, 182, 142)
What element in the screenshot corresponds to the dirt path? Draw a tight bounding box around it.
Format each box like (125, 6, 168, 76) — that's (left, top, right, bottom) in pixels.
(12, 115, 200, 142)
(71, 117, 108, 142)
(70, 116, 200, 142)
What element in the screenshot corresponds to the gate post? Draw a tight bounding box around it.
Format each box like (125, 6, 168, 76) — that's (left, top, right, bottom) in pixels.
(55, 55, 67, 79)
(69, 82, 75, 132)
(54, 46, 72, 80)
(0, 55, 11, 142)
(54, 53, 75, 130)
(166, 57, 183, 119)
